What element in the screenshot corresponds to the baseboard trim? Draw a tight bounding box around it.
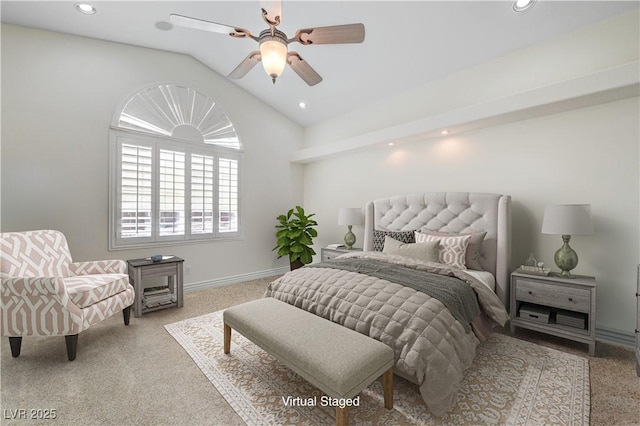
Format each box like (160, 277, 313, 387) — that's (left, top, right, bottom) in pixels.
(184, 267, 289, 293)
(596, 326, 635, 348)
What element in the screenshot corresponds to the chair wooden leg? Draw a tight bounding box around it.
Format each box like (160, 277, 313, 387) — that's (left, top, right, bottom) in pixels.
(123, 305, 131, 325)
(9, 337, 22, 358)
(65, 334, 78, 361)
(382, 368, 394, 409)
(224, 323, 231, 354)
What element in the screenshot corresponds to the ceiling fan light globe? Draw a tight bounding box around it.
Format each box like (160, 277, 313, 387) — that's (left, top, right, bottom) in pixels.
(259, 36, 288, 82)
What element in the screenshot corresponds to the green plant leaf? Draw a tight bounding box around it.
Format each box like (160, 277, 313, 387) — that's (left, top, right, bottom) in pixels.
(300, 251, 312, 264)
(277, 247, 290, 258)
(276, 229, 289, 238)
(298, 233, 312, 245)
(287, 229, 302, 239)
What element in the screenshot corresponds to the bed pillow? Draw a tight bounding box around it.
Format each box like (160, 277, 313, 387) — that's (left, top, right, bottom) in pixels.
(417, 230, 487, 271)
(372, 229, 415, 251)
(415, 232, 472, 269)
(382, 236, 440, 263)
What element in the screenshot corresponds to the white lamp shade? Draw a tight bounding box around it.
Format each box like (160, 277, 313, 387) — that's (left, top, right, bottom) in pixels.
(541, 204, 594, 235)
(338, 208, 363, 226)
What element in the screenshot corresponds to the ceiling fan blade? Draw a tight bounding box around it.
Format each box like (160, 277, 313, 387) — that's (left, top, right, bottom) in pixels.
(170, 14, 256, 39)
(228, 52, 261, 80)
(287, 53, 322, 86)
(260, 0, 282, 25)
(290, 23, 365, 45)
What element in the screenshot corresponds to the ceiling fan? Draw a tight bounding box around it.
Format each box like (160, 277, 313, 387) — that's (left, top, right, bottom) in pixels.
(169, 0, 365, 86)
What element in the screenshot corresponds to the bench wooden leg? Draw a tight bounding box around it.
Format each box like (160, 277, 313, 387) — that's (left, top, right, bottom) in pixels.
(336, 406, 348, 426)
(224, 323, 231, 354)
(383, 368, 393, 409)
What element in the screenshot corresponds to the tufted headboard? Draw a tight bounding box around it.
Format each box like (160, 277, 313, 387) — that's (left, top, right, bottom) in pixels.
(363, 192, 511, 309)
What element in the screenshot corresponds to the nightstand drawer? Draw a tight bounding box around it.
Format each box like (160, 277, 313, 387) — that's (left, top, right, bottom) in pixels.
(322, 252, 337, 261)
(515, 279, 590, 313)
(321, 247, 362, 261)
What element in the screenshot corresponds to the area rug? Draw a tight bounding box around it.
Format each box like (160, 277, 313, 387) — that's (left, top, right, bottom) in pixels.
(165, 310, 590, 425)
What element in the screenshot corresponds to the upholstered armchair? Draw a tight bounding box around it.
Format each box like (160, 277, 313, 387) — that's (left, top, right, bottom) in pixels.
(1, 230, 135, 361)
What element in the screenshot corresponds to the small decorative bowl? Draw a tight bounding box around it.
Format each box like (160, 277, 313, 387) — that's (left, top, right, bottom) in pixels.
(150, 255, 163, 262)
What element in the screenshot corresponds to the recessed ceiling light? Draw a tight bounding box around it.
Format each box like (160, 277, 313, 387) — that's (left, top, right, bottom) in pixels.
(155, 21, 173, 31)
(298, 101, 307, 109)
(441, 129, 449, 135)
(513, 0, 535, 12)
(388, 142, 395, 146)
(75, 3, 96, 15)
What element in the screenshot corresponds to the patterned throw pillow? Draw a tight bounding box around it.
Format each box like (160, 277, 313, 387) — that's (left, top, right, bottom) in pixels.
(382, 236, 440, 263)
(417, 230, 487, 270)
(415, 232, 472, 269)
(372, 229, 415, 252)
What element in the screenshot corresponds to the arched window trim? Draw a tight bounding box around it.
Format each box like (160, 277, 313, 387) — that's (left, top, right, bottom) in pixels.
(111, 81, 243, 150)
(109, 83, 242, 250)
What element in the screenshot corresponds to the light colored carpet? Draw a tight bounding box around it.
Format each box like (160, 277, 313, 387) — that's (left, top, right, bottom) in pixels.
(166, 310, 590, 425)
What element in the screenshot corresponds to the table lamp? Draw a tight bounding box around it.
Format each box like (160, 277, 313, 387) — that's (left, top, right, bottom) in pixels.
(541, 204, 594, 278)
(338, 208, 362, 249)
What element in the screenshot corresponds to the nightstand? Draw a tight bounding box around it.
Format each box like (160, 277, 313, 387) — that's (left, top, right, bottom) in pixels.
(510, 271, 596, 356)
(127, 256, 184, 318)
(321, 247, 362, 261)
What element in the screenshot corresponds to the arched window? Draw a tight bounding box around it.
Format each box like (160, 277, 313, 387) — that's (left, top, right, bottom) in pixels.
(109, 83, 241, 249)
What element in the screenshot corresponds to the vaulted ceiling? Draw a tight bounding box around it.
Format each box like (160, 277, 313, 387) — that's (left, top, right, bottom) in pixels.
(2, 1, 637, 126)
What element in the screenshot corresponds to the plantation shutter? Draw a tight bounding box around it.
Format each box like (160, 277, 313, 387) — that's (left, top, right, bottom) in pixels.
(120, 143, 153, 238)
(218, 158, 238, 233)
(191, 153, 215, 235)
(158, 149, 185, 236)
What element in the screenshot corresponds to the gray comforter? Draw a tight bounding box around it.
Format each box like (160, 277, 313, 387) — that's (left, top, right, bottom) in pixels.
(264, 251, 509, 416)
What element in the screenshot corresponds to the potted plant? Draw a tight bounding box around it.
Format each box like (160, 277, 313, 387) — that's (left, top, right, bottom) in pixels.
(273, 206, 318, 270)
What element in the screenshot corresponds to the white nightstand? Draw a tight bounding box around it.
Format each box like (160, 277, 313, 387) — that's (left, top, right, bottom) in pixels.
(510, 271, 596, 356)
(321, 247, 362, 261)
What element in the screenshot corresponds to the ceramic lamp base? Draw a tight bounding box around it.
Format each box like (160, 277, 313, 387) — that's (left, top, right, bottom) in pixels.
(554, 234, 578, 278)
(344, 225, 356, 250)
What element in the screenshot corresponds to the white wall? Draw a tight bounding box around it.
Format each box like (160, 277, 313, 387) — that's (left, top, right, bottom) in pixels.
(302, 10, 640, 336)
(1, 24, 304, 284)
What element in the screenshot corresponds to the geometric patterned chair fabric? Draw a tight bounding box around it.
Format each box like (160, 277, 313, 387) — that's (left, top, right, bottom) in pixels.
(1, 230, 135, 361)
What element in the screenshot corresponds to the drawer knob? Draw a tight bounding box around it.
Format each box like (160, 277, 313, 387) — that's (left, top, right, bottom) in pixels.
(568, 297, 573, 302)
(528, 291, 533, 295)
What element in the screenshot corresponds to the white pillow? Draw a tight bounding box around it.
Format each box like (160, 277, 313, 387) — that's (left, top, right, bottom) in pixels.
(382, 236, 440, 263)
(415, 232, 471, 269)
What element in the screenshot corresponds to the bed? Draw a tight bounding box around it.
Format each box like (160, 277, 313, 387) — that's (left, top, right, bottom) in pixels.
(265, 192, 511, 415)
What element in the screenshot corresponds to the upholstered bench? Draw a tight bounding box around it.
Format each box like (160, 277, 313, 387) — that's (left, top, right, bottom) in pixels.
(223, 297, 395, 426)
